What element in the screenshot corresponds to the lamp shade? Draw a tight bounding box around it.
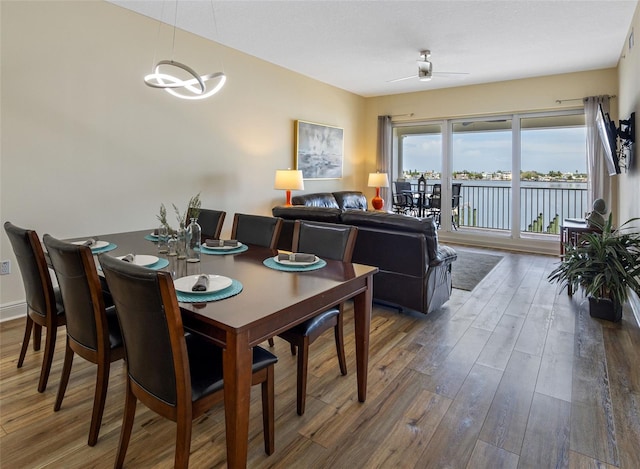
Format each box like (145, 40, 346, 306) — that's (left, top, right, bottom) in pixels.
(367, 172, 389, 210)
(275, 169, 304, 206)
(368, 172, 389, 188)
(274, 170, 304, 190)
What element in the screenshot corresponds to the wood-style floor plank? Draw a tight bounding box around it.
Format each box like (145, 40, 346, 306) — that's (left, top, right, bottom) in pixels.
(466, 440, 519, 469)
(1, 247, 639, 468)
(479, 350, 542, 455)
(519, 392, 571, 468)
(571, 306, 620, 466)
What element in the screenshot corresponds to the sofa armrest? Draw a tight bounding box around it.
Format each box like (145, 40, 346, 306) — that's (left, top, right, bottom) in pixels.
(430, 245, 458, 266)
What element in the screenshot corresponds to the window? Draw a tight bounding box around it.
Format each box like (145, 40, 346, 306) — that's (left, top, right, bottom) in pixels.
(392, 110, 587, 238)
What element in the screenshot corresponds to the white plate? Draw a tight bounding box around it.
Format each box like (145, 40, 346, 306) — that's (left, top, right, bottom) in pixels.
(116, 254, 159, 267)
(149, 232, 159, 238)
(201, 242, 243, 251)
(173, 275, 233, 294)
(72, 240, 109, 250)
(273, 255, 319, 266)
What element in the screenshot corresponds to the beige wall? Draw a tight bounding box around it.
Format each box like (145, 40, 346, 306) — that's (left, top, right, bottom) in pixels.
(0, 1, 366, 309)
(617, 1, 640, 225)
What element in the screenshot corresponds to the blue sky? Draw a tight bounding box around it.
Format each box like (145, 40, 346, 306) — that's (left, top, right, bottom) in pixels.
(402, 127, 587, 174)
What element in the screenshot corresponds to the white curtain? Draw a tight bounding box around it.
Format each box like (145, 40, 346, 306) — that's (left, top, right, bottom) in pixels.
(584, 95, 611, 210)
(376, 115, 392, 204)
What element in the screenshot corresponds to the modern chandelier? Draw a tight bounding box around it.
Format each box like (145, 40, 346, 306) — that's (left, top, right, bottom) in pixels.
(144, 0, 226, 100)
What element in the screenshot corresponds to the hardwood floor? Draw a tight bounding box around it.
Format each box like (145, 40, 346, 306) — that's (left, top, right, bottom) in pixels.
(1, 247, 639, 468)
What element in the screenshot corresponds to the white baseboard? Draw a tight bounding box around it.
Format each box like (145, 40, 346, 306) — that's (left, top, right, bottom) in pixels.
(1, 302, 26, 323)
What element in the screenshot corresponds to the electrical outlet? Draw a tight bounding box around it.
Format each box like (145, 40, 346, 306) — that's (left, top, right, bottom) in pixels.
(1, 260, 10, 275)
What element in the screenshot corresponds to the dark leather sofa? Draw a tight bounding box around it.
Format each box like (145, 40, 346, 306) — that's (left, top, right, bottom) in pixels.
(273, 191, 457, 314)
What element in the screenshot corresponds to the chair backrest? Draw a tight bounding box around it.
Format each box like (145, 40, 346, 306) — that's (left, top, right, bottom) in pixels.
(430, 183, 442, 210)
(42, 235, 108, 352)
(452, 183, 462, 208)
(4, 222, 57, 319)
(292, 220, 358, 262)
(100, 254, 186, 407)
(231, 213, 283, 249)
(189, 208, 226, 242)
(394, 181, 412, 194)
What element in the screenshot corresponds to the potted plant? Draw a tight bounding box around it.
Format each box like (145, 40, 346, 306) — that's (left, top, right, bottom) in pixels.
(548, 214, 640, 322)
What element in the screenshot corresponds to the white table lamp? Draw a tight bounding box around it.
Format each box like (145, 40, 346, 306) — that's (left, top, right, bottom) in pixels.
(368, 172, 389, 210)
(274, 169, 304, 206)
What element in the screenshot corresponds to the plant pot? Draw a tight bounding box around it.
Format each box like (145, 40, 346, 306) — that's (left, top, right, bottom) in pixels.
(588, 296, 622, 322)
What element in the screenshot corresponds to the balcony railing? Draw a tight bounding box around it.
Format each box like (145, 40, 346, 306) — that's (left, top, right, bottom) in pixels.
(401, 181, 588, 234)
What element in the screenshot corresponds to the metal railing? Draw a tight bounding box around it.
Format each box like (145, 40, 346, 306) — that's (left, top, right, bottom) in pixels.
(398, 181, 588, 234)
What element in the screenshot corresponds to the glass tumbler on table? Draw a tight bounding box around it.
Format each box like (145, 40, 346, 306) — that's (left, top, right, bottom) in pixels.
(157, 225, 169, 254)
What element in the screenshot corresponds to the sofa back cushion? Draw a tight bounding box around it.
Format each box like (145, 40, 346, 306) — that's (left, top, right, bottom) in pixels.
(350, 227, 427, 277)
(291, 192, 339, 208)
(271, 206, 343, 251)
(333, 191, 368, 210)
(340, 211, 439, 261)
(272, 205, 342, 223)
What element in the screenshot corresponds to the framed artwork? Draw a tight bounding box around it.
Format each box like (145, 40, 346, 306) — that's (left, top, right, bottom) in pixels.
(295, 120, 344, 179)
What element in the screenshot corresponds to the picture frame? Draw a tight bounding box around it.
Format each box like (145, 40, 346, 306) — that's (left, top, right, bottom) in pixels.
(295, 120, 344, 179)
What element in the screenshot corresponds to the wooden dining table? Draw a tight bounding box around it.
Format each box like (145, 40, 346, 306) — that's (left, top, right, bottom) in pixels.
(71, 229, 378, 468)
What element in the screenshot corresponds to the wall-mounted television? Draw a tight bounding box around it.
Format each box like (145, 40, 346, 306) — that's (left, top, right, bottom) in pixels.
(595, 103, 621, 176)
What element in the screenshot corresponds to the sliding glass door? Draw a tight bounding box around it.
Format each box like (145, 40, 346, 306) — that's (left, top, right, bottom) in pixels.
(451, 119, 513, 231)
(392, 110, 587, 240)
(520, 113, 587, 235)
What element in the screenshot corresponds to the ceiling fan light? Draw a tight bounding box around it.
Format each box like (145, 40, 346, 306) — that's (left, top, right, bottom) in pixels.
(418, 68, 432, 81)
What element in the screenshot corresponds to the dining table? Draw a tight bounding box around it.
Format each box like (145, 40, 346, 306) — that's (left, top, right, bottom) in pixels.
(67, 229, 378, 468)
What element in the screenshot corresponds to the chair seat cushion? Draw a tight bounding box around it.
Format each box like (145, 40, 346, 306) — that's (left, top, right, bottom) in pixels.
(286, 308, 340, 338)
(186, 334, 277, 402)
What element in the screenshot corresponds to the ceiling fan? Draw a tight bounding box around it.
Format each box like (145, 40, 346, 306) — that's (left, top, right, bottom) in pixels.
(388, 50, 469, 83)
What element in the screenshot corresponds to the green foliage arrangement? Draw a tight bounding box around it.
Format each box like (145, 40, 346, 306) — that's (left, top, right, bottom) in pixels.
(548, 214, 640, 306)
(157, 192, 201, 234)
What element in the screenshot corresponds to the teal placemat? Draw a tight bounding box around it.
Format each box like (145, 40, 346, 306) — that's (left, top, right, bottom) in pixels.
(263, 257, 327, 272)
(91, 243, 117, 254)
(144, 234, 158, 242)
(176, 279, 243, 303)
(201, 244, 248, 255)
(148, 258, 169, 270)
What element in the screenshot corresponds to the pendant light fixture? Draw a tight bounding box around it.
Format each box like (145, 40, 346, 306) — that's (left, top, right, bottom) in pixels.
(144, 0, 226, 100)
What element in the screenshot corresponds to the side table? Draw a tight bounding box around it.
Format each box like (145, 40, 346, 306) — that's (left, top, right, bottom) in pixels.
(560, 219, 601, 295)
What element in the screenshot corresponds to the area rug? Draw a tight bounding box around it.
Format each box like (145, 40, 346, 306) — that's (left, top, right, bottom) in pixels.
(451, 250, 504, 291)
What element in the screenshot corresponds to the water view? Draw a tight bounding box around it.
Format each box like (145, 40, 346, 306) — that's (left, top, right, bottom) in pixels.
(400, 177, 588, 233)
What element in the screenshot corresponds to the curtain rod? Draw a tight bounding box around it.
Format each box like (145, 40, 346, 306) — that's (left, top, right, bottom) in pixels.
(391, 113, 414, 118)
(555, 94, 616, 104)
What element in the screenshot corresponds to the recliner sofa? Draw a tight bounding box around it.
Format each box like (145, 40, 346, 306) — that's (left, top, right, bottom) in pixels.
(273, 191, 457, 314)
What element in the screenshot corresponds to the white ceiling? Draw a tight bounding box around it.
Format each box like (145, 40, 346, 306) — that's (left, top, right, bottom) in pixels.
(109, 0, 638, 98)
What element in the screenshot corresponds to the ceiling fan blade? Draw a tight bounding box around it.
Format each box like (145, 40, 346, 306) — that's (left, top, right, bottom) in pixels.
(387, 75, 418, 83)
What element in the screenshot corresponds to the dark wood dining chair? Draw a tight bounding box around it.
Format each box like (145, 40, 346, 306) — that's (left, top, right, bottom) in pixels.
(451, 183, 462, 229)
(99, 254, 278, 469)
(4, 222, 66, 393)
(270, 220, 357, 415)
(427, 183, 442, 224)
(231, 213, 283, 249)
(42, 234, 124, 446)
(188, 207, 226, 242)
